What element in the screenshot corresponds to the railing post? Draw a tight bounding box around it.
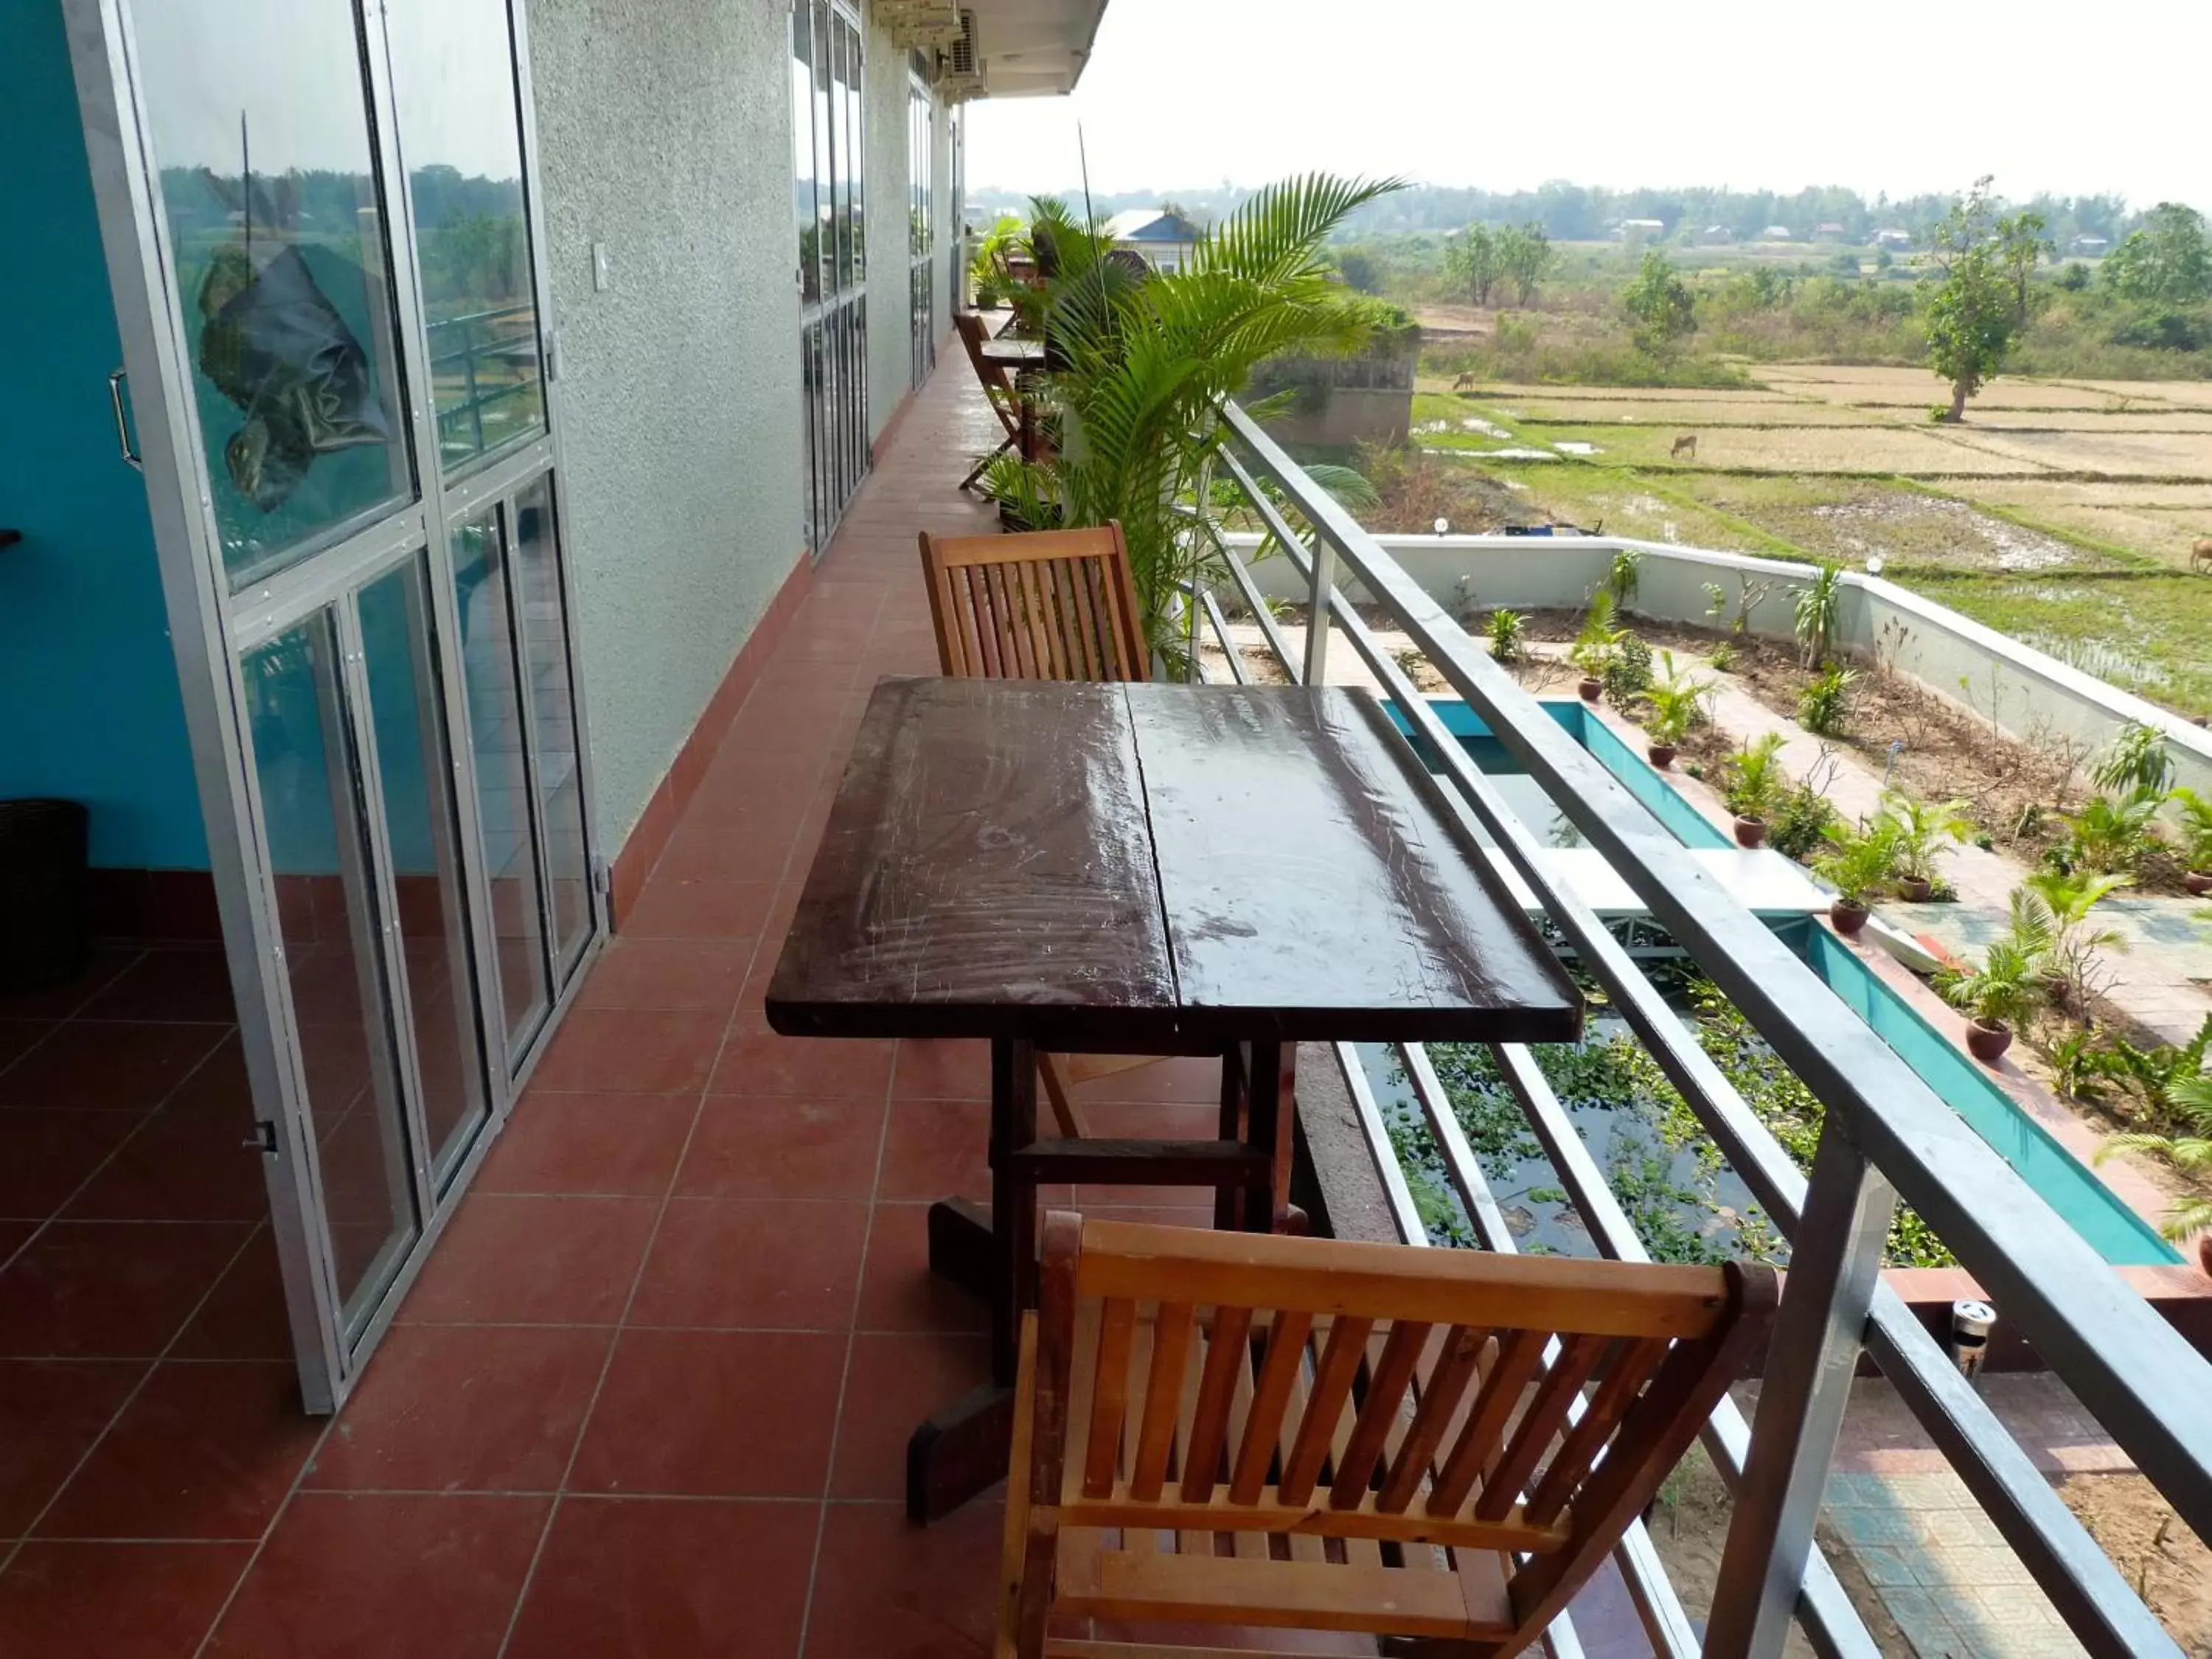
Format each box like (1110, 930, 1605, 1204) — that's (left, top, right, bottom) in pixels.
(1302, 531, 1335, 686)
(1706, 1121, 1896, 1658)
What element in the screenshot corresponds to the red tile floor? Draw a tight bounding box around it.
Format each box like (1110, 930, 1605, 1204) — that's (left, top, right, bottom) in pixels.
(0, 367, 1349, 1658)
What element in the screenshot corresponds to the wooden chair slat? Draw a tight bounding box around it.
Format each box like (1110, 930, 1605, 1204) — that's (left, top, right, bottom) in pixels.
(1120, 1311, 1159, 1556)
(1424, 1327, 1543, 1518)
(1172, 1310, 1210, 1557)
(1473, 1333, 1611, 1524)
(1376, 1324, 1489, 1514)
(1178, 1304, 1251, 1503)
(917, 524, 1146, 687)
(1327, 1318, 1430, 1509)
(1272, 1320, 1329, 1564)
(1130, 1301, 1194, 1501)
(1083, 1297, 1138, 1500)
(1228, 1310, 1312, 1506)
(1276, 1314, 1371, 1507)
(1060, 557, 1102, 678)
(1223, 1312, 1270, 1562)
(1526, 1333, 1670, 1527)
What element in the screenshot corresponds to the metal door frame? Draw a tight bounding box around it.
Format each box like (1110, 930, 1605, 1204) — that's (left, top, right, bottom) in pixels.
(63, 0, 605, 1411)
(795, 0, 869, 558)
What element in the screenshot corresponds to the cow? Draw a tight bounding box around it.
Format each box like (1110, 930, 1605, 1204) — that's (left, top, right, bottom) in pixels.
(1670, 434, 1698, 462)
(1453, 372, 1478, 392)
(2193, 537, 2212, 575)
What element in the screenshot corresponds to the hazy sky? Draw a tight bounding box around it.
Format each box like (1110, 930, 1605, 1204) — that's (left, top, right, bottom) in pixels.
(966, 0, 2210, 208)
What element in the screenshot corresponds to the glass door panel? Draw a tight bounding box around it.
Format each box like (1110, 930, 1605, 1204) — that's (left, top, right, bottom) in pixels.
(511, 481, 591, 976)
(449, 507, 552, 1055)
(131, 0, 414, 590)
(243, 614, 420, 1340)
(383, 0, 546, 473)
(358, 558, 493, 1189)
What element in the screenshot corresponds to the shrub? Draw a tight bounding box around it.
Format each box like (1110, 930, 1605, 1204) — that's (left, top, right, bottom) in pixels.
(1604, 634, 1655, 705)
(1708, 639, 1737, 672)
(2173, 787, 2212, 872)
(1483, 607, 1526, 664)
(2064, 788, 2166, 874)
(1796, 665, 1857, 736)
(1769, 784, 1839, 861)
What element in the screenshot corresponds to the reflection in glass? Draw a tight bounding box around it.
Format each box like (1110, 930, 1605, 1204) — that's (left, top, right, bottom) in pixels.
(242, 614, 419, 1336)
(134, 0, 413, 588)
(792, 1, 820, 307)
(845, 18, 864, 280)
(385, 0, 546, 472)
(813, 2, 834, 296)
(358, 559, 492, 1189)
(511, 481, 592, 977)
(451, 507, 551, 1054)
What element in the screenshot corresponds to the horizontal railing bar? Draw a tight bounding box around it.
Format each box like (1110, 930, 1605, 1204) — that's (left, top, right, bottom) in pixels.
(1225, 399, 2212, 1542)
(1225, 430, 2181, 1655)
(1391, 1043, 1702, 1659)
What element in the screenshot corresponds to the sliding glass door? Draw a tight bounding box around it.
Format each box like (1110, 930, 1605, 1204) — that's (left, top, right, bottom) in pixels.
(792, 0, 869, 557)
(908, 68, 936, 391)
(69, 0, 601, 1407)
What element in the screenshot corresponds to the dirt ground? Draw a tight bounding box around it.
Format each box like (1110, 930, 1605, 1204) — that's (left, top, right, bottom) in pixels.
(1644, 1445, 1911, 1656)
(2056, 1473, 2212, 1652)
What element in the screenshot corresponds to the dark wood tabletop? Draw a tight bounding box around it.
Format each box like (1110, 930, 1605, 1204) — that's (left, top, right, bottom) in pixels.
(978, 336, 1047, 366)
(766, 678, 1581, 1048)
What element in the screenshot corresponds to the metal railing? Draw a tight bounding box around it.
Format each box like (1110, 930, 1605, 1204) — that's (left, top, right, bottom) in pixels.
(1191, 398, 2211, 1659)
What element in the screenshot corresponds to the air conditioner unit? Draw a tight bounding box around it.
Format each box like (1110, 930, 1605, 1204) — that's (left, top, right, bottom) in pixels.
(939, 9, 986, 100)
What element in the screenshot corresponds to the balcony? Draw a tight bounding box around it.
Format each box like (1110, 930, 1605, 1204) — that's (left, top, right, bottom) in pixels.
(1, 358, 2208, 1658)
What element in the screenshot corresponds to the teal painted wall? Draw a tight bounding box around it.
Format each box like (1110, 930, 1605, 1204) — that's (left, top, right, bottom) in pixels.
(0, 0, 209, 869)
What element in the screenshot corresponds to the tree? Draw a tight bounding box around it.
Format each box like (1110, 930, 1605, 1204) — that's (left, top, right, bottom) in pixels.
(1445, 223, 1500, 307)
(1333, 247, 1382, 293)
(1621, 250, 1696, 352)
(1923, 178, 2048, 422)
(1496, 222, 1554, 305)
(2101, 202, 2212, 305)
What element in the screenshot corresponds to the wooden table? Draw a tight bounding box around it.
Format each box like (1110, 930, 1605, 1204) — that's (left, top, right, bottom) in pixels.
(765, 678, 1582, 1517)
(978, 335, 1046, 369)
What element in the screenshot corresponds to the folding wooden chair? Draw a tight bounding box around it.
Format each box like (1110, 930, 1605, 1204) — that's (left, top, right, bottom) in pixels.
(916, 522, 1180, 1144)
(956, 310, 1031, 492)
(998, 1214, 1778, 1659)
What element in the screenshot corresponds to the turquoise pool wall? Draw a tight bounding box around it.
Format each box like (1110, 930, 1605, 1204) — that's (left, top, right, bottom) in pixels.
(1778, 919, 2180, 1266)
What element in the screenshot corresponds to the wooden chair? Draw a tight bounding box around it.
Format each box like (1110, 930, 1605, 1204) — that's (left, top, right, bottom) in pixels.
(956, 310, 1031, 492)
(998, 1215, 1778, 1659)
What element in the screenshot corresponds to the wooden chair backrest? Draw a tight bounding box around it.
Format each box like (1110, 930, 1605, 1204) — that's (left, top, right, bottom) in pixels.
(954, 310, 1020, 437)
(918, 524, 1149, 682)
(1029, 1214, 1775, 1635)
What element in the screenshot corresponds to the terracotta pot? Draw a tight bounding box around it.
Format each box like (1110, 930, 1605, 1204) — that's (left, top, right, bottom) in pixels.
(2187, 870, 2212, 897)
(2199, 1231, 2212, 1281)
(1896, 875, 1934, 903)
(1830, 899, 1870, 936)
(1646, 742, 1677, 769)
(1964, 1018, 2014, 1065)
(1578, 676, 1603, 703)
(1733, 815, 1767, 849)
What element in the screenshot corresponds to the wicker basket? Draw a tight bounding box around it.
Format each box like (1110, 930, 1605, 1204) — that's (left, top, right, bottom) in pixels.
(0, 799, 89, 992)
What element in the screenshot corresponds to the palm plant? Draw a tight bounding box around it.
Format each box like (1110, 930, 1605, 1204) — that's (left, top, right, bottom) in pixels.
(2090, 720, 2175, 796)
(1938, 933, 2042, 1032)
(2062, 787, 2166, 874)
(981, 174, 1404, 670)
(2170, 785, 2212, 880)
(1483, 607, 1526, 664)
(1812, 815, 1902, 917)
(1874, 790, 1974, 892)
(1794, 563, 1845, 669)
(1641, 652, 1711, 750)
(1568, 589, 1626, 688)
(1722, 733, 1788, 827)
(2019, 867, 2131, 1009)
(2096, 1070, 2212, 1246)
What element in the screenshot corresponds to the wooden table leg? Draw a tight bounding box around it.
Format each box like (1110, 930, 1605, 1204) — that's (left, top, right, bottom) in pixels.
(908, 1036, 1036, 1522)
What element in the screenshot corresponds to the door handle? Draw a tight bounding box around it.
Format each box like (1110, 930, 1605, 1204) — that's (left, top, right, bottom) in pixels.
(108, 369, 142, 471)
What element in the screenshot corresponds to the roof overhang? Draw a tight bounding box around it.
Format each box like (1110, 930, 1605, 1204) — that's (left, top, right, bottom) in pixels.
(961, 0, 1109, 97)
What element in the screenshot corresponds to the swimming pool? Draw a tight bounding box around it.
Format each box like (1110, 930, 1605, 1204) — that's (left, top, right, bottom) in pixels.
(1380, 695, 2181, 1267)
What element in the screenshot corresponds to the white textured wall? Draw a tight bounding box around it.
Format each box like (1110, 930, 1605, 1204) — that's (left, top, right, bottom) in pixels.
(526, 0, 804, 850)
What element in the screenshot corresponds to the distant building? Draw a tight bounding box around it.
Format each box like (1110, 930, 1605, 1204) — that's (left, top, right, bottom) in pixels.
(1874, 228, 1913, 249)
(1759, 225, 1793, 241)
(1813, 221, 1847, 241)
(1702, 225, 1736, 245)
(2070, 234, 2110, 256)
(1613, 218, 1666, 242)
(1105, 207, 1201, 272)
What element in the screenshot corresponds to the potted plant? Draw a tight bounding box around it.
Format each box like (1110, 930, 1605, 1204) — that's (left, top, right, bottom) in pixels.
(1874, 790, 1973, 902)
(2174, 786, 2212, 897)
(1938, 933, 2042, 1065)
(2017, 868, 2130, 1012)
(1722, 733, 1787, 848)
(1639, 652, 1709, 768)
(1568, 590, 1624, 703)
(1811, 817, 1899, 936)
(2096, 1069, 2212, 1276)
